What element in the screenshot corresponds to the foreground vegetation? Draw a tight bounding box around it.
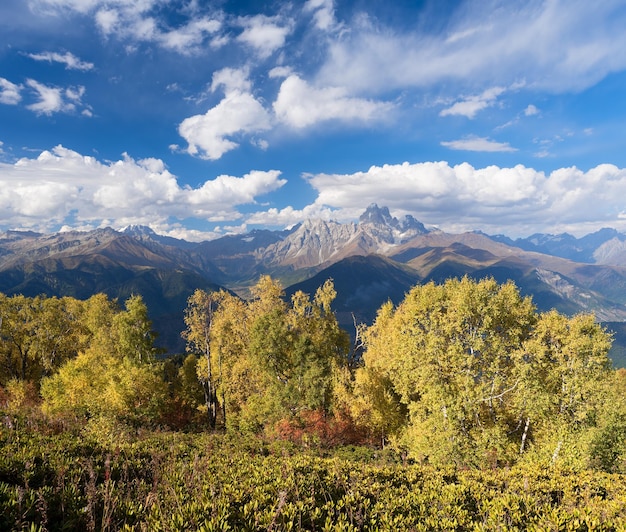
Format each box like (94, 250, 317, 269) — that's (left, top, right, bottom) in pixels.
(2, 275, 626, 528)
(2, 425, 626, 531)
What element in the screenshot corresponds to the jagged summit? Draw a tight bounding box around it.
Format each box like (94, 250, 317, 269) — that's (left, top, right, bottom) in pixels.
(121, 225, 158, 236)
(359, 204, 395, 226)
(359, 203, 428, 235)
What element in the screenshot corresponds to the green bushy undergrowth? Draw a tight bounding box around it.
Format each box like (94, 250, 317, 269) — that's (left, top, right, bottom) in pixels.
(1, 419, 626, 531)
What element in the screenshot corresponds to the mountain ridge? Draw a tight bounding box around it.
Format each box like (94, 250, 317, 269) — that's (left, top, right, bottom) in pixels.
(4, 203, 626, 358)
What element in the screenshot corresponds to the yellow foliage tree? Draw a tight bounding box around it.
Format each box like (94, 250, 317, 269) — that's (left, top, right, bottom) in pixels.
(40, 294, 167, 434)
(356, 276, 613, 467)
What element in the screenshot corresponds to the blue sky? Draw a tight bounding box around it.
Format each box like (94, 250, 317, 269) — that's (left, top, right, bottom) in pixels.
(1, 0, 626, 241)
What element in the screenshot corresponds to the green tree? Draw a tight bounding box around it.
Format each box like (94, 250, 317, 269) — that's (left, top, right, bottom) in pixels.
(242, 278, 350, 432)
(178, 353, 205, 410)
(0, 294, 87, 384)
(356, 277, 613, 467)
(589, 368, 626, 472)
(41, 294, 167, 432)
(184, 277, 350, 434)
(182, 289, 220, 428)
(113, 294, 160, 363)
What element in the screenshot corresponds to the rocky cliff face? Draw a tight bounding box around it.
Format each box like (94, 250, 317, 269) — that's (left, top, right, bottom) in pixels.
(257, 204, 431, 269)
(358, 203, 429, 243)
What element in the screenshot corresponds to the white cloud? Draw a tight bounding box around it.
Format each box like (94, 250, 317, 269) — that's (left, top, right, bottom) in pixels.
(25, 79, 88, 115)
(32, 0, 105, 14)
(0, 78, 22, 105)
(26, 51, 94, 71)
(316, 1, 626, 95)
(159, 16, 222, 53)
(273, 75, 393, 128)
(4, 146, 626, 239)
(179, 93, 271, 160)
(178, 68, 272, 160)
(303, 0, 338, 32)
(0, 145, 286, 237)
(209, 34, 230, 49)
(252, 138, 269, 150)
(185, 170, 286, 215)
(65, 85, 85, 101)
(246, 204, 336, 227)
(36, 0, 221, 54)
(440, 86, 505, 118)
(26, 79, 70, 115)
(524, 104, 539, 116)
(298, 161, 626, 236)
(269, 66, 293, 79)
(211, 67, 251, 93)
(95, 8, 119, 35)
(441, 136, 517, 153)
(236, 14, 293, 58)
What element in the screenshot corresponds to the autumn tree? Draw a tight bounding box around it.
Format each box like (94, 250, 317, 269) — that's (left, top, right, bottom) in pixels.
(515, 310, 613, 466)
(182, 289, 220, 428)
(0, 294, 88, 385)
(41, 294, 167, 433)
(183, 277, 351, 435)
(355, 277, 613, 467)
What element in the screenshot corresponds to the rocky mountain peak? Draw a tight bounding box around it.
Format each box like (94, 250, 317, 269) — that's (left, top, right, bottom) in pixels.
(359, 204, 395, 226)
(122, 225, 157, 237)
(358, 204, 429, 242)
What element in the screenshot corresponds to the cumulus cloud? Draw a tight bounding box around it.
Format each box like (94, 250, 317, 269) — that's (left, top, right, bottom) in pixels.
(273, 75, 393, 128)
(246, 203, 337, 227)
(441, 136, 517, 153)
(236, 14, 293, 58)
(440, 86, 505, 118)
(25, 79, 88, 115)
(0, 145, 286, 238)
(297, 161, 626, 236)
(211, 67, 252, 93)
(26, 51, 94, 71)
(178, 68, 272, 160)
(525, 104, 540, 116)
(0, 78, 22, 105)
(4, 145, 626, 239)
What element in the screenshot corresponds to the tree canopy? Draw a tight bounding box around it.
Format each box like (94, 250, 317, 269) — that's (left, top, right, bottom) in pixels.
(2, 275, 625, 470)
(353, 276, 614, 467)
(183, 276, 351, 435)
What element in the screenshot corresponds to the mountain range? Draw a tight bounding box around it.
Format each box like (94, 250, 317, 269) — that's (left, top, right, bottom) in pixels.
(2, 204, 626, 364)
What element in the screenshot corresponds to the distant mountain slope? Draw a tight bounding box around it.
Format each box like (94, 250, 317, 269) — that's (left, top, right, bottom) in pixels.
(388, 231, 626, 320)
(0, 229, 223, 353)
(285, 254, 421, 329)
(4, 205, 626, 360)
(489, 228, 626, 265)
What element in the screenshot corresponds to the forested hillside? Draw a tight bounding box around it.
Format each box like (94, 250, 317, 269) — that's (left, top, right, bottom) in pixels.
(2, 276, 626, 529)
